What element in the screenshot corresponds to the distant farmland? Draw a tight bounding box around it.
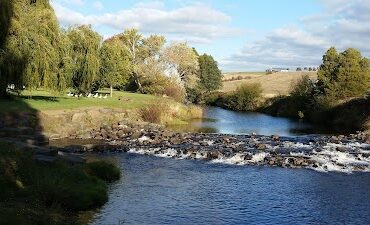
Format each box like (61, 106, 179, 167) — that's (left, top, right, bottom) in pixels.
(222, 72, 318, 97)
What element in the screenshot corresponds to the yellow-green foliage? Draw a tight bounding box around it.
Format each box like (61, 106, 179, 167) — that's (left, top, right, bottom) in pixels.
(139, 100, 202, 124)
(224, 83, 263, 111)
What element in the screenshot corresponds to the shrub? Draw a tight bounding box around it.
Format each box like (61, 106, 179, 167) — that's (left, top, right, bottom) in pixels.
(139, 101, 166, 123)
(224, 83, 262, 111)
(86, 161, 121, 183)
(186, 86, 203, 104)
(163, 82, 186, 102)
(0, 141, 122, 224)
(204, 91, 224, 106)
(290, 74, 315, 98)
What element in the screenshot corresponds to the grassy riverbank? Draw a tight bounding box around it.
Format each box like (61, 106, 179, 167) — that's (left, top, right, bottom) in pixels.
(0, 89, 159, 112)
(0, 89, 203, 131)
(0, 141, 120, 225)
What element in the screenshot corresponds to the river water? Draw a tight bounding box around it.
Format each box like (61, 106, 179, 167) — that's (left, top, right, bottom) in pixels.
(91, 154, 370, 225)
(91, 107, 370, 225)
(169, 107, 314, 137)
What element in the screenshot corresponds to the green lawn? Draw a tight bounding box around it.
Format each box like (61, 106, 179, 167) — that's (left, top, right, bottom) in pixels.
(0, 89, 162, 112)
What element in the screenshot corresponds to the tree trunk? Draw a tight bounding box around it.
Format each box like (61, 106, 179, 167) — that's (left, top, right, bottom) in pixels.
(110, 85, 113, 98)
(0, 77, 7, 99)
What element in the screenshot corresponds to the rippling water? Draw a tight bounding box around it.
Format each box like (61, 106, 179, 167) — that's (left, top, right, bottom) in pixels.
(91, 154, 370, 225)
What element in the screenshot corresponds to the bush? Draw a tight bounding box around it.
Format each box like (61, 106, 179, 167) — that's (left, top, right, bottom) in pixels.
(0, 141, 121, 224)
(204, 91, 224, 106)
(163, 82, 186, 102)
(186, 86, 203, 104)
(139, 101, 166, 123)
(86, 161, 121, 183)
(224, 83, 262, 111)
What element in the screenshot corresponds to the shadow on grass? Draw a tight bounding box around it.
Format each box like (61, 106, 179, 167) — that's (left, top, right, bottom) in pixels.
(18, 95, 59, 102)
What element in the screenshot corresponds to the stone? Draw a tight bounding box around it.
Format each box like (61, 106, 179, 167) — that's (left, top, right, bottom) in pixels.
(207, 151, 221, 160)
(131, 132, 142, 139)
(272, 135, 280, 141)
(244, 154, 253, 160)
(33, 155, 57, 163)
(336, 147, 348, 152)
(329, 136, 341, 144)
(256, 143, 267, 150)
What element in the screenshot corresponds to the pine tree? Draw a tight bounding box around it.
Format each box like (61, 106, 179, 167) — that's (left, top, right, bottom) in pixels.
(318, 47, 370, 98)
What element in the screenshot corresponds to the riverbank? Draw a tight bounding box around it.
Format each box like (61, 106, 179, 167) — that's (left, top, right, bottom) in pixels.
(0, 140, 120, 225)
(260, 95, 370, 133)
(205, 91, 370, 133)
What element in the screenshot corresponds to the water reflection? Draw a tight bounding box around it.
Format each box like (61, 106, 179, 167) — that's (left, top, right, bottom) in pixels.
(169, 107, 312, 137)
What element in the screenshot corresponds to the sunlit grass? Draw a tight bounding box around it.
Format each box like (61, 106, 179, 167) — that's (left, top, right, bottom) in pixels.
(0, 89, 164, 112)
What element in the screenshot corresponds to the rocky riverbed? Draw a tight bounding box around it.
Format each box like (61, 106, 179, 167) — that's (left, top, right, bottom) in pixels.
(48, 120, 370, 174)
(1, 118, 370, 173)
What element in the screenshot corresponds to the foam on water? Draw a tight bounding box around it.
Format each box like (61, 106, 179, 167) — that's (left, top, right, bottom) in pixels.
(211, 153, 246, 165)
(251, 152, 269, 163)
(125, 140, 370, 174)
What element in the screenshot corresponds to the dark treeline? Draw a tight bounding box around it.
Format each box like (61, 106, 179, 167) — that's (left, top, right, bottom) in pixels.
(0, 0, 222, 102)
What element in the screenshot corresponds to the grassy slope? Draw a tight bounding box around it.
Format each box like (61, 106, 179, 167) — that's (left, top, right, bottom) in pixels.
(222, 72, 317, 97)
(0, 141, 120, 225)
(0, 89, 161, 112)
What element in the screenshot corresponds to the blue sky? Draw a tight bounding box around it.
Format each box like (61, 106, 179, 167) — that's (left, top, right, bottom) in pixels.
(51, 0, 370, 71)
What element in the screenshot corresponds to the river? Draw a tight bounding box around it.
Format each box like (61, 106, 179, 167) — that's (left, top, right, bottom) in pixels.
(91, 154, 370, 225)
(169, 107, 315, 137)
(90, 107, 370, 225)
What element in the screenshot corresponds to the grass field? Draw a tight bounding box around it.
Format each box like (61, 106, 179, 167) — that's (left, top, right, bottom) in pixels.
(222, 72, 267, 81)
(0, 89, 162, 113)
(222, 72, 317, 97)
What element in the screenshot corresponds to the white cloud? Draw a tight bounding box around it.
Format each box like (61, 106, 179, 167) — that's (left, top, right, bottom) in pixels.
(92, 1, 103, 10)
(224, 0, 370, 71)
(51, 1, 242, 44)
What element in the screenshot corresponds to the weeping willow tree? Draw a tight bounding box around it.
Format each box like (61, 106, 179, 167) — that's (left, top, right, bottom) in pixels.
(0, 0, 14, 97)
(0, 0, 72, 95)
(100, 37, 131, 97)
(67, 25, 101, 94)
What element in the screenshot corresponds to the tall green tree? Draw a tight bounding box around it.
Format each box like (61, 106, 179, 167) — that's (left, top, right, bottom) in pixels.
(0, 0, 13, 97)
(318, 47, 339, 93)
(100, 37, 131, 97)
(198, 54, 223, 92)
(67, 25, 101, 93)
(318, 47, 370, 98)
(1, 0, 71, 94)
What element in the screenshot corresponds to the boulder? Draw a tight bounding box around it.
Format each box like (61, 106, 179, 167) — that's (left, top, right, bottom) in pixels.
(256, 143, 267, 150)
(207, 151, 221, 160)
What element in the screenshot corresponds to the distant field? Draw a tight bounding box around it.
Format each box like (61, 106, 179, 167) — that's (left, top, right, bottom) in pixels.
(222, 72, 267, 81)
(222, 72, 317, 97)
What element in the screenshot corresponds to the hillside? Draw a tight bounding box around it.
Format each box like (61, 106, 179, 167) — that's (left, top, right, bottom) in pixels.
(222, 72, 318, 97)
